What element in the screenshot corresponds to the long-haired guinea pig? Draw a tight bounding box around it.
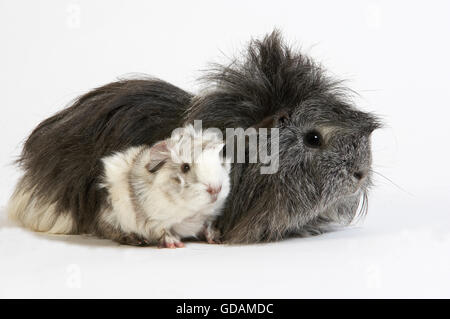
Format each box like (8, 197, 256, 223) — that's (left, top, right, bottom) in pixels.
(9, 125, 231, 247)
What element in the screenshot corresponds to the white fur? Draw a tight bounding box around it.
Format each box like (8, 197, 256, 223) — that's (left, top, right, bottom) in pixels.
(100, 146, 146, 233)
(100, 125, 231, 243)
(7, 179, 74, 234)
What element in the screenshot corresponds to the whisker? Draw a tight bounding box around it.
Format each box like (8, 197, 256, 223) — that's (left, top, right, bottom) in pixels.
(351, 191, 368, 224)
(370, 169, 414, 196)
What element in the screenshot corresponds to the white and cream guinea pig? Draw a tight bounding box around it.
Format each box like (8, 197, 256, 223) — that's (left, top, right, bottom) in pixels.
(98, 125, 231, 248)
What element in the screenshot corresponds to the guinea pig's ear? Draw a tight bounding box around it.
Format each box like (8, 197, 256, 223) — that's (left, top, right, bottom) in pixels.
(252, 109, 290, 128)
(146, 141, 170, 173)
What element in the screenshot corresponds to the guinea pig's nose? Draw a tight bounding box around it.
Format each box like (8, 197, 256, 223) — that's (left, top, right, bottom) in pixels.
(207, 185, 222, 202)
(353, 169, 368, 181)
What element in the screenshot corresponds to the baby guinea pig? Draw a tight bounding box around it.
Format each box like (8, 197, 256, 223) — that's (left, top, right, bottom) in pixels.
(98, 125, 231, 248)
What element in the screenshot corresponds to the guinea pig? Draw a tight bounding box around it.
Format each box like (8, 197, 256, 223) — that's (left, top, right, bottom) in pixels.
(9, 125, 231, 247)
(185, 31, 382, 243)
(98, 125, 230, 247)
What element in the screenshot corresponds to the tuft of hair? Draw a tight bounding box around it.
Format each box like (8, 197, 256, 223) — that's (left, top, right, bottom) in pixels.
(166, 124, 225, 163)
(188, 30, 352, 129)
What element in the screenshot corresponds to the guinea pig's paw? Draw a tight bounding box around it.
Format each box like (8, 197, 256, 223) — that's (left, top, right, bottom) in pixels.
(203, 224, 221, 244)
(119, 233, 151, 247)
(158, 233, 185, 249)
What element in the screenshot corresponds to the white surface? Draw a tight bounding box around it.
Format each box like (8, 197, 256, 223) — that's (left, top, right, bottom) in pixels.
(1, 0, 449, 298)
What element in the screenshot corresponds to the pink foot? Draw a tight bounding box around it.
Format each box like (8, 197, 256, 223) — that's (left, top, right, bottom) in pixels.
(158, 233, 184, 249)
(174, 241, 185, 248)
(203, 224, 221, 244)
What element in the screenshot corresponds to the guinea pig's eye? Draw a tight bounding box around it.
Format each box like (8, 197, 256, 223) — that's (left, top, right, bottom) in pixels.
(303, 130, 323, 148)
(278, 113, 289, 126)
(181, 163, 190, 173)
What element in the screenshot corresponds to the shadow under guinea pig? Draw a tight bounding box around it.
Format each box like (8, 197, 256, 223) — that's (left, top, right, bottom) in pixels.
(1, 207, 395, 248)
(0, 209, 217, 248)
(0, 209, 128, 248)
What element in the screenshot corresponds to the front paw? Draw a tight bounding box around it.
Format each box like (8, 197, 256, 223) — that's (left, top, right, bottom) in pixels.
(118, 233, 151, 247)
(203, 224, 221, 244)
(158, 232, 185, 249)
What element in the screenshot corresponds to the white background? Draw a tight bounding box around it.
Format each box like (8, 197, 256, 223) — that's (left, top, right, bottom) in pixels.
(1, 0, 449, 298)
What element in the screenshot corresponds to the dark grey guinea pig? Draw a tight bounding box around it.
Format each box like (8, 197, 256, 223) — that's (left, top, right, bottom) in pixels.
(8, 30, 380, 245)
(186, 31, 381, 243)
